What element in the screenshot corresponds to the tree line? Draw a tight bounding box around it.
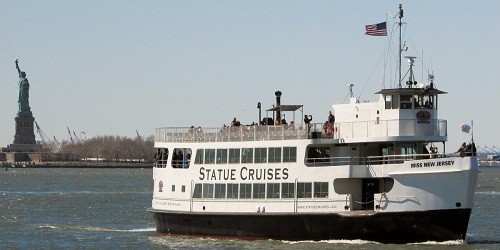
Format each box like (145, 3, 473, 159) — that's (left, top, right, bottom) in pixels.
(41, 135, 155, 163)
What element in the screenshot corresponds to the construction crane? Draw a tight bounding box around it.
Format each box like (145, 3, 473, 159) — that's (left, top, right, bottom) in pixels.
(35, 121, 51, 146)
(67, 127, 74, 143)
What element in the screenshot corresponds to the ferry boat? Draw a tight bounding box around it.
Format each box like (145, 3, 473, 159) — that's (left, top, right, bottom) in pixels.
(148, 5, 479, 243)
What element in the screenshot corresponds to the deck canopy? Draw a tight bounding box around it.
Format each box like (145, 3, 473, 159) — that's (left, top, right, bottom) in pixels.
(266, 104, 303, 112)
(266, 105, 304, 124)
(375, 88, 447, 95)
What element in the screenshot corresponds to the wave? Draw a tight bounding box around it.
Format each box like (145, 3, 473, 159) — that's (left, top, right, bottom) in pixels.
(476, 191, 499, 196)
(409, 240, 464, 245)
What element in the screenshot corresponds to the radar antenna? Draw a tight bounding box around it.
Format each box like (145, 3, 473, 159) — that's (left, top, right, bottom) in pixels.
(405, 56, 417, 88)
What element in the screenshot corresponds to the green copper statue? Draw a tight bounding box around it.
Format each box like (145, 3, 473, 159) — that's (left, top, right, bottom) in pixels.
(15, 59, 31, 115)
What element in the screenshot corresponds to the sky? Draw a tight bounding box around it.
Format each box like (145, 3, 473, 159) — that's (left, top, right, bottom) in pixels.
(0, 0, 498, 152)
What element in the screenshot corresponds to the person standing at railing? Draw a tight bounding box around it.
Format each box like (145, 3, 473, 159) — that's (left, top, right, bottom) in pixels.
(456, 142, 467, 157)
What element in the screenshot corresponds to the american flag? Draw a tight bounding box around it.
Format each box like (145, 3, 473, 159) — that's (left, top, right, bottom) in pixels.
(365, 22, 387, 36)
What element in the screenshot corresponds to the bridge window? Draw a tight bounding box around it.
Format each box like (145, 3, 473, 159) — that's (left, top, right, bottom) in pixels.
(400, 95, 412, 109)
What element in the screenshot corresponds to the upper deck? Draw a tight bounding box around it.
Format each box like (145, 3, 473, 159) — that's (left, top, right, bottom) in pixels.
(155, 118, 447, 144)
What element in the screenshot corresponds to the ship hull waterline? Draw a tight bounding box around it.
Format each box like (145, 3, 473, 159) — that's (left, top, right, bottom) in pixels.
(151, 209, 472, 243)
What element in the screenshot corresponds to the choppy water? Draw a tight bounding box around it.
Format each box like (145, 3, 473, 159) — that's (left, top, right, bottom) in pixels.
(1, 167, 498, 249)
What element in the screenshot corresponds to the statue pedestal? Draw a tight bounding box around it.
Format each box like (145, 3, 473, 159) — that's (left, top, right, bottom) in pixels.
(14, 114, 36, 144)
(1, 113, 41, 163)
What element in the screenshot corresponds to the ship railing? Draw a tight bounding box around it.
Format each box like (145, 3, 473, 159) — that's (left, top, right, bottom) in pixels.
(306, 119, 447, 140)
(305, 153, 445, 167)
(155, 119, 447, 143)
(155, 125, 310, 143)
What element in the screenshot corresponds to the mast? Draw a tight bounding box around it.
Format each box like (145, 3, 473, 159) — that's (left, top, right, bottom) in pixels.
(398, 4, 404, 88)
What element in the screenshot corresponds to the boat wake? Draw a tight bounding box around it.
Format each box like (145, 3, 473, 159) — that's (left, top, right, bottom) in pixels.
(282, 239, 379, 245)
(37, 223, 155, 233)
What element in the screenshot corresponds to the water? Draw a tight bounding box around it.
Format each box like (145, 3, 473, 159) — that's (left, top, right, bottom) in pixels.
(1, 167, 498, 249)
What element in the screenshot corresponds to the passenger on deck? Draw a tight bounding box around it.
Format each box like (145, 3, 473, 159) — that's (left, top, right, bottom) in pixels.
(323, 121, 334, 138)
(328, 111, 335, 124)
(288, 121, 295, 130)
(456, 142, 467, 157)
(466, 142, 477, 156)
(172, 151, 179, 167)
(281, 119, 287, 125)
(220, 124, 228, 133)
(231, 118, 241, 126)
(430, 146, 438, 158)
(304, 115, 312, 124)
(177, 150, 184, 168)
(274, 118, 281, 126)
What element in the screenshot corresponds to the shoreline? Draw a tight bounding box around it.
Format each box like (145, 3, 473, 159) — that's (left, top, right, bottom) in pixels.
(3, 162, 153, 168)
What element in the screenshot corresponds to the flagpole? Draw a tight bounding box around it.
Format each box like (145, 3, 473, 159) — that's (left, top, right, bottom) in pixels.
(471, 120, 474, 142)
(398, 4, 404, 88)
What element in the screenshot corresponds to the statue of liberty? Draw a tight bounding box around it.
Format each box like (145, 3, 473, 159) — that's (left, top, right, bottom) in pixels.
(15, 59, 31, 115)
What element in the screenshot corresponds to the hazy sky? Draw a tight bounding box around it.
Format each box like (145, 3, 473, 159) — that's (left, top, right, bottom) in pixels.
(0, 1, 498, 152)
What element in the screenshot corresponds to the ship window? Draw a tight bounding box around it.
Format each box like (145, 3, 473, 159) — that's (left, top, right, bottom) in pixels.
(203, 183, 214, 199)
(384, 95, 392, 109)
(281, 183, 295, 199)
(229, 148, 240, 164)
(182, 185, 186, 193)
(216, 149, 228, 164)
(172, 148, 191, 168)
(283, 147, 297, 162)
(314, 182, 328, 198)
(241, 148, 254, 163)
(214, 183, 226, 199)
(192, 184, 202, 198)
(414, 95, 423, 108)
(194, 149, 204, 164)
(253, 183, 266, 199)
(400, 95, 412, 109)
(254, 148, 267, 163)
(267, 183, 280, 199)
(297, 182, 312, 198)
(268, 147, 282, 163)
(204, 149, 215, 164)
(306, 147, 330, 165)
(171, 185, 175, 192)
(227, 183, 239, 199)
(422, 95, 435, 109)
(155, 148, 169, 168)
(240, 183, 252, 199)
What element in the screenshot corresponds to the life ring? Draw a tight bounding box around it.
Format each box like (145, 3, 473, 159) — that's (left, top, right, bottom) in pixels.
(324, 122, 335, 135)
